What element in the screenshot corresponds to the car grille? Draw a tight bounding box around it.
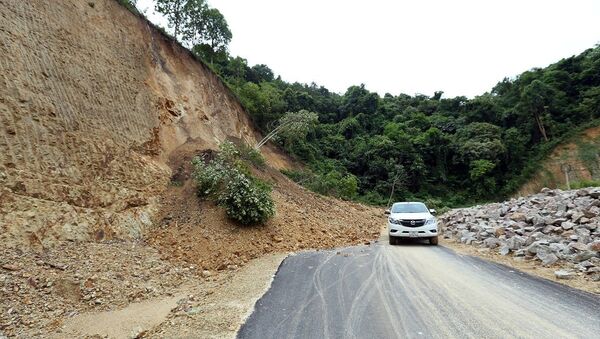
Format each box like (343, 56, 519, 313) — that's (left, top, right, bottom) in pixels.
(399, 219, 426, 227)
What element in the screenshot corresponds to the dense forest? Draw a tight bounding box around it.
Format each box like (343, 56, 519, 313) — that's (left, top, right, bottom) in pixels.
(126, 0, 600, 208)
(216, 47, 600, 208)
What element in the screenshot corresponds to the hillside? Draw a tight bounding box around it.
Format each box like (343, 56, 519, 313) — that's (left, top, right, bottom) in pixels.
(205, 41, 600, 207)
(0, 0, 381, 249)
(0, 2, 382, 336)
(0, 0, 264, 246)
(518, 125, 600, 196)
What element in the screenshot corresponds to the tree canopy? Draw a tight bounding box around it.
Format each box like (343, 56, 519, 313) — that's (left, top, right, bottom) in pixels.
(149, 1, 600, 207)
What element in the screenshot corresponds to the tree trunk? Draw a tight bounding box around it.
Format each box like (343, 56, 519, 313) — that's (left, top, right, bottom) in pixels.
(534, 112, 548, 141)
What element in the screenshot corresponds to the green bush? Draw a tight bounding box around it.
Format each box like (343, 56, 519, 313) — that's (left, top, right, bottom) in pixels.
(192, 157, 230, 198)
(192, 142, 275, 225)
(237, 143, 266, 168)
(217, 171, 275, 224)
(568, 179, 600, 189)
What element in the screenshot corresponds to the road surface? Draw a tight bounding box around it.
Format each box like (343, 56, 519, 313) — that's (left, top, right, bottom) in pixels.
(238, 235, 600, 338)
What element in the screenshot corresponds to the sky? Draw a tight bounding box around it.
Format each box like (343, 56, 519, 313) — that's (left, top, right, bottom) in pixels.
(137, 0, 600, 98)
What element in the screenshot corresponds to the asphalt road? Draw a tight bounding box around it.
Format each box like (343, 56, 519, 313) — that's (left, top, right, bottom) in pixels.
(238, 235, 600, 339)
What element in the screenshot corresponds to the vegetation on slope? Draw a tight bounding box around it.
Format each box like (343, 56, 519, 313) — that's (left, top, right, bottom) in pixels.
(193, 141, 275, 225)
(121, 0, 600, 209)
(210, 46, 600, 209)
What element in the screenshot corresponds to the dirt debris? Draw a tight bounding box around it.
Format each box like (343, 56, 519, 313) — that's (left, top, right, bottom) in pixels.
(0, 242, 200, 338)
(148, 156, 383, 272)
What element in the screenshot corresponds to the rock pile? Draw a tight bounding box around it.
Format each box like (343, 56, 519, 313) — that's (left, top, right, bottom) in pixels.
(440, 187, 600, 281)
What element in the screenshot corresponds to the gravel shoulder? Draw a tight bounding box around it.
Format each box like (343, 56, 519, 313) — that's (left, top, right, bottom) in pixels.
(440, 238, 600, 295)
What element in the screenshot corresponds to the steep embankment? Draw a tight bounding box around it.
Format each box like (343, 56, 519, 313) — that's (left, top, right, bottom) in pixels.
(518, 126, 600, 196)
(0, 0, 296, 246)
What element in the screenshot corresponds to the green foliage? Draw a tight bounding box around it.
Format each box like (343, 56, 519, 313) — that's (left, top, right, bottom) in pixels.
(192, 141, 274, 225)
(153, 1, 600, 208)
(568, 179, 600, 189)
(155, 0, 231, 56)
(217, 171, 275, 224)
(256, 110, 319, 149)
(282, 169, 358, 200)
(192, 156, 230, 198)
(186, 6, 231, 53)
(469, 160, 496, 180)
(154, 0, 189, 38)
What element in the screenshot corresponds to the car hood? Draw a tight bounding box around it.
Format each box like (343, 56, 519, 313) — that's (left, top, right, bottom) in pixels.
(389, 212, 432, 220)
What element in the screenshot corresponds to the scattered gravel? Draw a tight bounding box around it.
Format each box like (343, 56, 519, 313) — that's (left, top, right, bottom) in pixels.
(0, 241, 200, 338)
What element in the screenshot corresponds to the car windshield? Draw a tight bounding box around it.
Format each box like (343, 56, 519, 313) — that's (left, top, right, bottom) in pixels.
(391, 203, 428, 213)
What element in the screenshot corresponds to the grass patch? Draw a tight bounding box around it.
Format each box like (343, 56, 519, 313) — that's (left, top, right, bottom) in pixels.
(576, 140, 599, 175)
(565, 179, 600, 189)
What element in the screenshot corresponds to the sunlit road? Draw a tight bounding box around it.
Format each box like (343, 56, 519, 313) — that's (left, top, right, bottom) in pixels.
(238, 235, 600, 339)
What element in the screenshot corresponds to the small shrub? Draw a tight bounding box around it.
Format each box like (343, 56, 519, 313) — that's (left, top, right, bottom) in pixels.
(238, 143, 266, 168)
(192, 142, 275, 225)
(217, 171, 275, 224)
(192, 157, 231, 198)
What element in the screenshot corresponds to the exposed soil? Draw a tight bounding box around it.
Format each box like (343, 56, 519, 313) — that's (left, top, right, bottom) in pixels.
(518, 125, 600, 196)
(147, 141, 383, 272)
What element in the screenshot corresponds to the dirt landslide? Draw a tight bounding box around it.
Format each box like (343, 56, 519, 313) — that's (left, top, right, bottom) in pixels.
(148, 142, 383, 272)
(0, 0, 384, 336)
(0, 145, 383, 338)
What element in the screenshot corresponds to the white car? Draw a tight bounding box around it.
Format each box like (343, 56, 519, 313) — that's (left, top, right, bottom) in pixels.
(386, 202, 439, 245)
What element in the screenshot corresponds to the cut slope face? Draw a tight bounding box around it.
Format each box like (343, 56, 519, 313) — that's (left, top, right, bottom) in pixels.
(518, 126, 600, 196)
(0, 0, 289, 246)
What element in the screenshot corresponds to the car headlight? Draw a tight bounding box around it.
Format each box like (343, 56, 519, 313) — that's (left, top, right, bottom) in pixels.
(425, 218, 436, 225)
(388, 218, 400, 225)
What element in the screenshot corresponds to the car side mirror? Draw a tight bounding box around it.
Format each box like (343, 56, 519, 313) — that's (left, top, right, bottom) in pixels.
(430, 209, 436, 214)
(384, 209, 391, 215)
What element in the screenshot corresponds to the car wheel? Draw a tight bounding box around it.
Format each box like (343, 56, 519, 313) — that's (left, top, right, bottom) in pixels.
(389, 236, 396, 245)
(429, 236, 439, 245)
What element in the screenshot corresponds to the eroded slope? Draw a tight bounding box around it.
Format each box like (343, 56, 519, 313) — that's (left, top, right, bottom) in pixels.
(518, 126, 600, 196)
(0, 0, 290, 246)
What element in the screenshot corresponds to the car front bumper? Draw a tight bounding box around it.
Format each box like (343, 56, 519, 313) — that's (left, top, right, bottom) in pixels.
(388, 222, 438, 238)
